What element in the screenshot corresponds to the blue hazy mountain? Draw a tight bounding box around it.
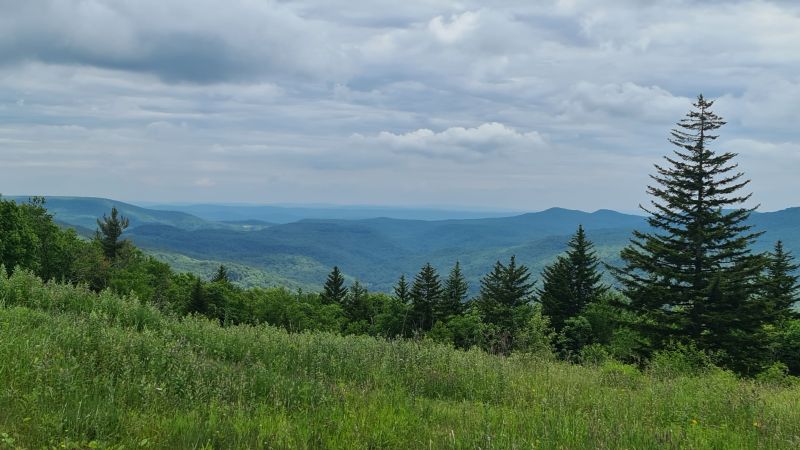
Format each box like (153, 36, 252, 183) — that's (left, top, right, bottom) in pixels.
(144, 203, 521, 223)
(14, 196, 798, 293)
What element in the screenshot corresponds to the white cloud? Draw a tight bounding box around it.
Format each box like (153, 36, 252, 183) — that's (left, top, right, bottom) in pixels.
(358, 122, 546, 161)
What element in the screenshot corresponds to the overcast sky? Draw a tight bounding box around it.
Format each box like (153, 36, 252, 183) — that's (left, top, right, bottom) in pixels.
(1, 0, 798, 212)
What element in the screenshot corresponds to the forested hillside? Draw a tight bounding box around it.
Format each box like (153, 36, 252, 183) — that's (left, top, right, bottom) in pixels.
(23, 195, 800, 293)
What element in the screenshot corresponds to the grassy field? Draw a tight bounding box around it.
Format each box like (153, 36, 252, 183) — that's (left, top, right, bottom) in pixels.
(1, 271, 799, 449)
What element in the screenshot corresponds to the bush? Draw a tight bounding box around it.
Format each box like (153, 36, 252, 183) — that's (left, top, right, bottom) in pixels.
(756, 362, 799, 387)
(599, 360, 642, 389)
(579, 343, 610, 366)
(647, 343, 716, 379)
(513, 305, 554, 357)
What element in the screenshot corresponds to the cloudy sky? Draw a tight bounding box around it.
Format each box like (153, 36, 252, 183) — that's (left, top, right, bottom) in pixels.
(1, 0, 798, 212)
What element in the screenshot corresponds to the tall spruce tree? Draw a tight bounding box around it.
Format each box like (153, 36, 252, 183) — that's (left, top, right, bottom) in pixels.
(477, 255, 535, 335)
(393, 274, 410, 304)
(211, 264, 231, 284)
(611, 95, 766, 363)
(762, 241, 799, 322)
(96, 207, 130, 260)
(344, 280, 370, 323)
(439, 261, 468, 321)
(539, 225, 607, 331)
(321, 266, 348, 304)
(410, 263, 443, 331)
(187, 279, 208, 315)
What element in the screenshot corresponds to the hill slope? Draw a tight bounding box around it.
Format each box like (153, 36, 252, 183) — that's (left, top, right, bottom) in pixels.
(2, 273, 798, 449)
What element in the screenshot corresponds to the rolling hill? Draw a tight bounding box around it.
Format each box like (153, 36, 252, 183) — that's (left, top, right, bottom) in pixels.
(12, 196, 799, 293)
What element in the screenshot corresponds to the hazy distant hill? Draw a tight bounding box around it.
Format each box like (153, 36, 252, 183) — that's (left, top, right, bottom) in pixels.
(120, 207, 651, 291)
(145, 203, 520, 223)
(14, 196, 798, 293)
(8, 196, 213, 231)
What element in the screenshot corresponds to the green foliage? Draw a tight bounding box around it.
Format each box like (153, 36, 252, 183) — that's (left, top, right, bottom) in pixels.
(513, 305, 555, 357)
(476, 255, 535, 351)
(756, 362, 799, 387)
(647, 343, 717, 379)
(2, 271, 799, 449)
(96, 206, 131, 260)
(210, 264, 231, 284)
(438, 261, 468, 322)
(0, 197, 85, 282)
(539, 225, 607, 332)
(321, 266, 348, 304)
(761, 241, 799, 322)
(410, 263, 443, 332)
(612, 96, 769, 373)
(393, 274, 410, 303)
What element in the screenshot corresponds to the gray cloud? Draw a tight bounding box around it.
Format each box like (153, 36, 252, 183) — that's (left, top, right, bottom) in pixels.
(0, 0, 798, 211)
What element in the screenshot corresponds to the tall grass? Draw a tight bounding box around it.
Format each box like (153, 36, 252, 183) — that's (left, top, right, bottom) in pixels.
(1, 269, 799, 449)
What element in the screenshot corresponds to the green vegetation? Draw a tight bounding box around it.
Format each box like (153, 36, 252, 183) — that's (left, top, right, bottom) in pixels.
(1, 270, 799, 449)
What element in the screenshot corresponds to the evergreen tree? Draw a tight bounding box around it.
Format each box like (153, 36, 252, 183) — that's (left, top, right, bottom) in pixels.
(187, 279, 207, 315)
(211, 264, 231, 284)
(477, 255, 535, 334)
(96, 207, 130, 260)
(410, 263, 443, 331)
(539, 225, 607, 331)
(344, 280, 370, 323)
(439, 261, 468, 321)
(321, 266, 348, 304)
(393, 274, 410, 304)
(611, 95, 766, 363)
(762, 241, 799, 322)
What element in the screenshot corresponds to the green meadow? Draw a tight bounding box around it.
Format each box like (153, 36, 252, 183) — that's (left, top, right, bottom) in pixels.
(1, 270, 798, 449)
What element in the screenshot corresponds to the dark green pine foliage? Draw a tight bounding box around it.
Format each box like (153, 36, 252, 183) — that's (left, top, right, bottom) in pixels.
(611, 95, 766, 367)
(211, 265, 231, 284)
(761, 241, 799, 322)
(96, 207, 130, 260)
(539, 225, 607, 332)
(439, 261, 469, 322)
(344, 280, 370, 323)
(187, 279, 208, 315)
(321, 266, 348, 304)
(393, 274, 410, 304)
(477, 255, 535, 335)
(410, 263, 443, 331)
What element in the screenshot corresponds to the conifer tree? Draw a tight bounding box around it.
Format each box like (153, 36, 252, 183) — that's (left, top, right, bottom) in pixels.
(393, 274, 410, 304)
(96, 207, 130, 260)
(539, 225, 607, 331)
(611, 95, 766, 359)
(321, 266, 348, 304)
(477, 255, 535, 334)
(762, 241, 799, 322)
(344, 280, 370, 323)
(439, 261, 468, 321)
(187, 279, 207, 315)
(410, 263, 443, 331)
(211, 264, 231, 284)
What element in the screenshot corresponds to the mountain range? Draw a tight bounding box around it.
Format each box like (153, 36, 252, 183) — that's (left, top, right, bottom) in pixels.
(7, 196, 799, 293)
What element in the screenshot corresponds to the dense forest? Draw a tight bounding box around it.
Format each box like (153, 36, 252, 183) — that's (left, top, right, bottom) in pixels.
(1, 97, 797, 380)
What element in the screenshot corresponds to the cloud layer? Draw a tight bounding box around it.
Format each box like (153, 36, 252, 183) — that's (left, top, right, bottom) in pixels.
(1, 0, 798, 211)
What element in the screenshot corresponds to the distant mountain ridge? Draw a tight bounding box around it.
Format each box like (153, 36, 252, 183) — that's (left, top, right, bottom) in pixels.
(7, 196, 798, 292)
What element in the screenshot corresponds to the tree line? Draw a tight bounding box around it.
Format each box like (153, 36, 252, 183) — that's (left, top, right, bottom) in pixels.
(1, 95, 798, 377)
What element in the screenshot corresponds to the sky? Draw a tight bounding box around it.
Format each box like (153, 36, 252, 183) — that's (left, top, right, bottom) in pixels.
(0, 0, 798, 212)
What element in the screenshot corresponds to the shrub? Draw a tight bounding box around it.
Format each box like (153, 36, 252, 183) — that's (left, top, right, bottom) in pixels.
(647, 342, 716, 378)
(599, 360, 643, 389)
(756, 362, 799, 387)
